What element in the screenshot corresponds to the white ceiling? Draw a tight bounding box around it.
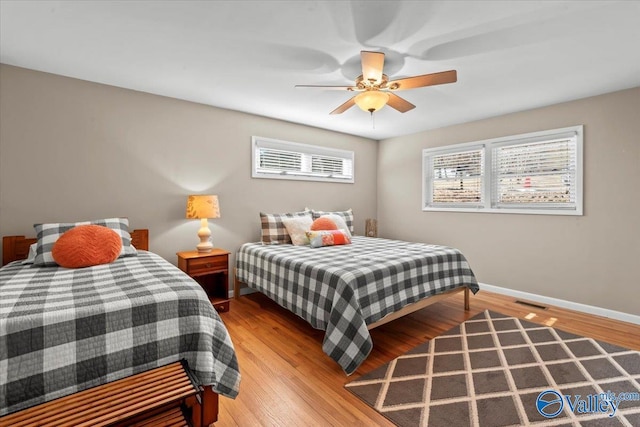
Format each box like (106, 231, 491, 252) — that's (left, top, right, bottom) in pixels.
(1, 1, 639, 140)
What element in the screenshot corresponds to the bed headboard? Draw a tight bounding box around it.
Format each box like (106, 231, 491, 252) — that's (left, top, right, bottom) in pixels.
(2, 229, 149, 266)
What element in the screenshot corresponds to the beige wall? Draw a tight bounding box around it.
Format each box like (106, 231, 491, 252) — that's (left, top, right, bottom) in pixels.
(0, 65, 378, 277)
(2, 64, 638, 316)
(378, 87, 640, 316)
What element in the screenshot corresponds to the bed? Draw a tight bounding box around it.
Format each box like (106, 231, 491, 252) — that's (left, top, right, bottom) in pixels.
(0, 230, 241, 420)
(235, 235, 479, 374)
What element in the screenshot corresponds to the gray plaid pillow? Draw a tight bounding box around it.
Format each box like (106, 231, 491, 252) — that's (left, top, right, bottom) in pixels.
(33, 217, 137, 266)
(260, 211, 312, 245)
(311, 209, 354, 233)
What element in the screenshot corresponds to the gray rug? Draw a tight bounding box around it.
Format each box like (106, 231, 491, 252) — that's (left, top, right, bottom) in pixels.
(345, 310, 640, 426)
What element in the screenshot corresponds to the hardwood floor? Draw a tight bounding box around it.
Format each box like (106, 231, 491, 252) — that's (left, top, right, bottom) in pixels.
(214, 290, 640, 426)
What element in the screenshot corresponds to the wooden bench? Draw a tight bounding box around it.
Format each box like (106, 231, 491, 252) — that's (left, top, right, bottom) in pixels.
(0, 361, 213, 427)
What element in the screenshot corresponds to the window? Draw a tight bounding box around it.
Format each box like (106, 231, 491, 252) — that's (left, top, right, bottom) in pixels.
(252, 136, 354, 183)
(428, 147, 484, 207)
(423, 126, 583, 215)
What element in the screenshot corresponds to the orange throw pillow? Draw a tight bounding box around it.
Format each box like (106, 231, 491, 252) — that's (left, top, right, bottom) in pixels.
(52, 224, 123, 268)
(310, 217, 338, 231)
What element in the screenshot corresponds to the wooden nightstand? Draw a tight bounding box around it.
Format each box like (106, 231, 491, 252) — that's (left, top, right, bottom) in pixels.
(177, 249, 230, 312)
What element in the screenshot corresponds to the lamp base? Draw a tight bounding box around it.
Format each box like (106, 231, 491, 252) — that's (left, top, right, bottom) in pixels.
(196, 218, 213, 253)
(196, 244, 213, 254)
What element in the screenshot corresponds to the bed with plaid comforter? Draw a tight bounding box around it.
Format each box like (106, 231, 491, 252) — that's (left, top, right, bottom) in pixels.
(236, 236, 479, 374)
(0, 251, 240, 416)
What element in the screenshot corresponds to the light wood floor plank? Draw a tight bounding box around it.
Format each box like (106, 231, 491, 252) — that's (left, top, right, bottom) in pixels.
(215, 290, 640, 426)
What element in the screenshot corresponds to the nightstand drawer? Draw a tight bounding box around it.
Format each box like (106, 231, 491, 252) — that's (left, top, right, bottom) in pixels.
(188, 255, 228, 275)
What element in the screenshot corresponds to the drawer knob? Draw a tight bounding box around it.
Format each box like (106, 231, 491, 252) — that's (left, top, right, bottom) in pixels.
(206, 263, 212, 268)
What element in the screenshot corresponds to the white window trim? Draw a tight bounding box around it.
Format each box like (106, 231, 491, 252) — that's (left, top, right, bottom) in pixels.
(252, 136, 355, 184)
(422, 125, 583, 216)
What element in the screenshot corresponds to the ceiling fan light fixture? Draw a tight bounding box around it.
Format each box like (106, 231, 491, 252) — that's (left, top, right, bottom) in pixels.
(354, 90, 389, 113)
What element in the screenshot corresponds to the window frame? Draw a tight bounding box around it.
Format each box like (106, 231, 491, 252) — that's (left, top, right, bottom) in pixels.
(252, 136, 355, 184)
(422, 125, 583, 215)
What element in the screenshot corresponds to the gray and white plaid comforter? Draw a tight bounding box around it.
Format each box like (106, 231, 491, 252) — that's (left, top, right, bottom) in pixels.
(0, 251, 240, 416)
(236, 236, 479, 374)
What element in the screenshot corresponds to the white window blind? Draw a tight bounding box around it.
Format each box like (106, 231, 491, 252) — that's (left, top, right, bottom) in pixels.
(258, 148, 302, 173)
(422, 125, 583, 215)
(493, 136, 578, 209)
(252, 136, 354, 183)
(426, 148, 484, 207)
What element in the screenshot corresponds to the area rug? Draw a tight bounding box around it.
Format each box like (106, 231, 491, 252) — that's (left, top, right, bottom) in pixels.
(345, 310, 640, 427)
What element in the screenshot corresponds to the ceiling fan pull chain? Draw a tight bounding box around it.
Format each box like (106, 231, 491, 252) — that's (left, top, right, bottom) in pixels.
(371, 111, 375, 129)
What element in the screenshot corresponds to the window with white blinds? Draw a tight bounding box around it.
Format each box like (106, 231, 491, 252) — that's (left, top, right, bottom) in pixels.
(425, 147, 484, 207)
(423, 126, 583, 215)
(493, 137, 578, 208)
(252, 136, 354, 183)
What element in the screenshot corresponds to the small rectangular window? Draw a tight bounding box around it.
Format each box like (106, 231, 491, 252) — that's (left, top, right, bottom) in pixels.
(423, 126, 583, 215)
(252, 136, 354, 183)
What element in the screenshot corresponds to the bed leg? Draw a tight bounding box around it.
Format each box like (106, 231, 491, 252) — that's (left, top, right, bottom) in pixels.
(233, 267, 241, 299)
(464, 287, 470, 311)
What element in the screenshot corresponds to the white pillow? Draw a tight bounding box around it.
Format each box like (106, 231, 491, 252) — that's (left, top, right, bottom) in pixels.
(21, 243, 38, 264)
(282, 216, 314, 246)
(320, 214, 352, 238)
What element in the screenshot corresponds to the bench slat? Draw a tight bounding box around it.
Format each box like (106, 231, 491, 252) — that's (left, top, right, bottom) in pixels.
(1, 361, 198, 427)
(128, 407, 189, 427)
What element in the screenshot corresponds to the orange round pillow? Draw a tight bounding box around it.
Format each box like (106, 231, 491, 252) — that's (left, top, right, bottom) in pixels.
(310, 217, 338, 231)
(52, 224, 122, 268)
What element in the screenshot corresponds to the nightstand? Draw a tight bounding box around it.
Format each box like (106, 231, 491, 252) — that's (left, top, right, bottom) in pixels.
(177, 249, 230, 312)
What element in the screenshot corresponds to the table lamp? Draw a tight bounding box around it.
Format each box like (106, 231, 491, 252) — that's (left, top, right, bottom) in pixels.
(185, 194, 220, 253)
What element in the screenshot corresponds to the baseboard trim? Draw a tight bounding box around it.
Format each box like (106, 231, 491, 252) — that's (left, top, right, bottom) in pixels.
(480, 282, 640, 326)
(228, 287, 256, 299)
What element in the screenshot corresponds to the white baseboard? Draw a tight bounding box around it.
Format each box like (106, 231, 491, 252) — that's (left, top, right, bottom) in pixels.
(228, 287, 256, 299)
(479, 282, 640, 326)
(228, 283, 640, 325)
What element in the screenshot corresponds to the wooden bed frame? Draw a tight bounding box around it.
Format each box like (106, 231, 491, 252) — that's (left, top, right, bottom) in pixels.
(1, 230, 219, 427)
(233, 269, 470, 330)
(2, 230, 151, 266)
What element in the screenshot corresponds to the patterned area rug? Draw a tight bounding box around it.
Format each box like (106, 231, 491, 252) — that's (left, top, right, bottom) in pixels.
(345, 310, 640, 426)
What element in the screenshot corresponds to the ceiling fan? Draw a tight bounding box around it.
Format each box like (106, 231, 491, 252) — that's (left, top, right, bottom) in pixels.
(296, 51, 457, 115)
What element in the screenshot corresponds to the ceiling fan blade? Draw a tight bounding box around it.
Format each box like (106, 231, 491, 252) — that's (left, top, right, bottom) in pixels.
(386, 92, 416, 113)
(387, 70, 457, 90)
(361, 51, 385, 84)
(330, 96, 356, 115)
(295, 84, 357, 91)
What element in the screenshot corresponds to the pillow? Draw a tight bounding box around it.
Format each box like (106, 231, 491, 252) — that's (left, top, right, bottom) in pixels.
(33, 217, 137, 267)
(306, 229, 351, 248)
(21, 243, 38, 265)
(310, 217, 337, 231)
(260, 211, 312, 245)
(319, 214, 352, 238)
(311, 209, 354, 234)
(52, 225, 123, 268)
(282, 216, 314, 246)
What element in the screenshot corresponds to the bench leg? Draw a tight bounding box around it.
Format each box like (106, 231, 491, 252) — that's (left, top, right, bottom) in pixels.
(201, 386, 219, 427)
(189, 386, 218, 427)
(464, 287, 470, 311)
